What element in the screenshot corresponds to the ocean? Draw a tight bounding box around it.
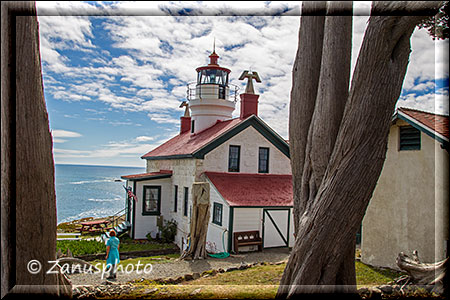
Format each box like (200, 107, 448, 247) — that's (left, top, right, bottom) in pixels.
(55, 164, 145, 224)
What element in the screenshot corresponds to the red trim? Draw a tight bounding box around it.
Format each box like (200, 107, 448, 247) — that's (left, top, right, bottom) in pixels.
(195, 65, 231, 73)
(121, 170, 172, 180)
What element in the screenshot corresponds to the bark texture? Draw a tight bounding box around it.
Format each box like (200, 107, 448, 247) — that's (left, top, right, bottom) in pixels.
(180, 182, 210, 260)
(289, 1, 327, 232)
(278, 1, 443, 298)
(1, 1, 71, 297)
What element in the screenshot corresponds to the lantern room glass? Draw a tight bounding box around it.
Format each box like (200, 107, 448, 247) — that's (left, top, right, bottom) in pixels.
(197, 69, 229, 86)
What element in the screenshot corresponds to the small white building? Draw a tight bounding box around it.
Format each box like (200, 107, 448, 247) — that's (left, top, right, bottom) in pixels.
(122, 50, 294, 253)
(361, 107, 449, 269)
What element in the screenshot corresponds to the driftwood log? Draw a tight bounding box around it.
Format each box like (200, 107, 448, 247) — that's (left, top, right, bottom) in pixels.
(180, 182, 210, 260)
(396, 250, 448, 295)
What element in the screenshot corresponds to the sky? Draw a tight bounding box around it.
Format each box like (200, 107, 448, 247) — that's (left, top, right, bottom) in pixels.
(36, 1, 449, 168)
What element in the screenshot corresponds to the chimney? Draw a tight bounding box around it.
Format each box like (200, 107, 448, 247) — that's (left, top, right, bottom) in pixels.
(240, 93, 259, 119)
(180, 116, 191, 133)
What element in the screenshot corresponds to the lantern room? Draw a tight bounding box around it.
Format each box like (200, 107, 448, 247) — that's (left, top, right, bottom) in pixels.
(187, 50, 239, 134)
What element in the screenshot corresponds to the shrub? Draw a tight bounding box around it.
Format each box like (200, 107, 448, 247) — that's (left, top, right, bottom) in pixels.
(157, 219, 178, 243)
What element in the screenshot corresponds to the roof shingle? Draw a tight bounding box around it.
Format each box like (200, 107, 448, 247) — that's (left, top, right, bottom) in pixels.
(205, 171, 293, 207)
(398, 107, 449, 139)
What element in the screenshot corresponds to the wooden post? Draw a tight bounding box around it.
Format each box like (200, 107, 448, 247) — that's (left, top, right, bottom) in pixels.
(180, 182, 210, 260)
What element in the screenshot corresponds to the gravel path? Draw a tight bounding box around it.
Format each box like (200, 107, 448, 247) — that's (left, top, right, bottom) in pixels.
(68, 248, 290, 286)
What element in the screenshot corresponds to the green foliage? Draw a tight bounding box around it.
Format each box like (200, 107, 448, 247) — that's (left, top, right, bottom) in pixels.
(157, 219, 178, 243)
(56, 240, 105, 256)
(355, 261, 403, 287)
(418, 1, 449, 40)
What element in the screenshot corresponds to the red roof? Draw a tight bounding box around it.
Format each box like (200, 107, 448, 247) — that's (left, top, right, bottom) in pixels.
(205, 172, 293, 207)
(398, 107, 449, 139)
(121, 170, 172, 181)
(142, 118, 244, 159)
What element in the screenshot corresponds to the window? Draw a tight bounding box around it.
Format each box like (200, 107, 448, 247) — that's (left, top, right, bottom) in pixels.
(191, 120, 195, 133)
(399, 126, 421, 151)
(174, 185, 178, 212)
(183, 187, 189, 217)
(228, 145, 240, 172)
(258, 147, 269, 173)
(142, 186, 161, 215)
(212, 203, 223, 226)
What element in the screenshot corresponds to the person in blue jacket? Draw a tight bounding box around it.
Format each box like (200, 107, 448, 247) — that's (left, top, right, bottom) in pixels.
(106, 230, 120, 280)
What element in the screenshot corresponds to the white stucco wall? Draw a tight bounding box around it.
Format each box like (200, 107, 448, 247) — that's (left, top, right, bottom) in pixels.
(146, 158, 198, 250)
(202, 126, 291, 174)
(132, 177, 172, 240)
(206, 179, 230, 253)
(361, 120, 449, 269)
(140, 124, 293, 251)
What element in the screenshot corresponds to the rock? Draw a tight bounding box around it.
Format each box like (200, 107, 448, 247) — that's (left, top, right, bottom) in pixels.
(184, 273, 194, 281)
(226, 266, 238, 272)
(379, 284, 393, 294)
(190, 288, 202, 296)
(217, 268, 225, 273)
(192, 272, 200, 280)
(143, 287, 158, 294)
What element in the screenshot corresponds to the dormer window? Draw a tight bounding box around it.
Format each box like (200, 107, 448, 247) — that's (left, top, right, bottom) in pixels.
(258, 147, 269, 173)
(228, 145, 240, 172)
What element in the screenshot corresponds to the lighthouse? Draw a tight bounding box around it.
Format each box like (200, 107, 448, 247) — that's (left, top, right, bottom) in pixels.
(186, 49, 239, 134)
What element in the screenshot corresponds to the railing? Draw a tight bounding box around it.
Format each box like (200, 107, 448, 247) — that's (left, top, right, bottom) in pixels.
(186, 82, 240, 102)
(105, 208, 127, 232)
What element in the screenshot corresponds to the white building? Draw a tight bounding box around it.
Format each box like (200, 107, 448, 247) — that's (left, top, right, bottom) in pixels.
(121, 50, 294, 253)
(361, 107, 449, 268)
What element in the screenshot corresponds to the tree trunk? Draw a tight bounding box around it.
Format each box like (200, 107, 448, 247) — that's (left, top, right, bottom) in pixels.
(396, 251, 448, 295)
(180, 182, 210, 260)
(289, 1, 326, 232)
(278, 1, 443, 298)
(1, 1, 71, 297)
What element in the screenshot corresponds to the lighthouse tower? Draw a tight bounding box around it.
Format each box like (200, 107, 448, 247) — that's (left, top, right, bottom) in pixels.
(186, 50, 238, 134)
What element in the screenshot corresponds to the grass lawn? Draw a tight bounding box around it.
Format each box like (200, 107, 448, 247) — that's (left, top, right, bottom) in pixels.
(57, 234, 176, 257)
(121, 260, 403, 299)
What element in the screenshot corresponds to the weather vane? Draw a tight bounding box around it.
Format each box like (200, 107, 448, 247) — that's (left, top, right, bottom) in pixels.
(238, 70, 261, 94)
(179, 101, 190, 117)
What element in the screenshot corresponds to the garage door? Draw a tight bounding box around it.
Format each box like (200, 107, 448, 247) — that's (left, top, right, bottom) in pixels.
(262, 208, 290, 248)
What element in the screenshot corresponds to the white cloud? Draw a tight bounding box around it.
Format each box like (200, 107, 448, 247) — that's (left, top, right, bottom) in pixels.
(135, 136, 155, 142)
(52, 129, 82, 138)
(38, 1, 448, 148)
(396, 87, 449, 115)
